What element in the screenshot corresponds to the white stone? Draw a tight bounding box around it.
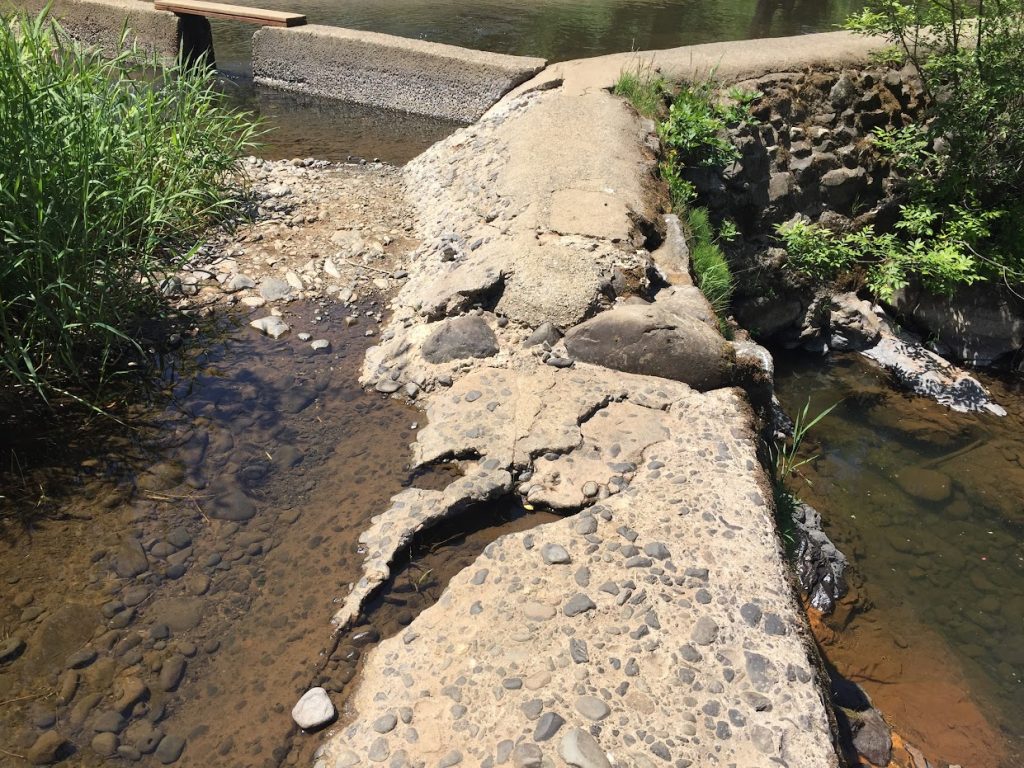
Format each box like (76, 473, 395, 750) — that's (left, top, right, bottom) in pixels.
(241, 296, 266, 308)
(324, 258, 342, 279)
(291, 687, 335, 729)
(311, 339, 331, 351)
(250, 316, 290, 339)
(285, 270, 305, 290)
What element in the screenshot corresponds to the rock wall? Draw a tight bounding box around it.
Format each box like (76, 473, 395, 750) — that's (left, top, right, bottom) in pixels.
(252, 25, 546, 122)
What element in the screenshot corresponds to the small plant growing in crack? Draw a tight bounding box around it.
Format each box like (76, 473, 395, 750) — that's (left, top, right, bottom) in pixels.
(769, 398, 839, 551)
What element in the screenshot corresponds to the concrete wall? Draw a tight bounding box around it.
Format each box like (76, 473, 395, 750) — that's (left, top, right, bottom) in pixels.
(18, 0, 186, 61)
(252, 25, 546, 123)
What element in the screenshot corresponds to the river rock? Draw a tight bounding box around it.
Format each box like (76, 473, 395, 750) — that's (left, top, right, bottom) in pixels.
(292, 687, 335, 729)
(524, 322, 563, 348)
(113, 537, 150, 578)
(148, 597, 203, 633)
(562, 300, 734, 391)
(154, 734, 185, 764)
(250, 315, 290, 339)
(890, 279, 1024, 366)
(159, 655, 186, 691)
(259, 277, 292, 301)
(0, 635, 25, 662)
(91, 732, 118, 757)
(559, 728, 611, 768)
(828, 292, 882, 350)
(847, 708, 892, 766)
(421, 315, 499, 363)
(27, 731, 66, 765)
(894, 466, 952, 503)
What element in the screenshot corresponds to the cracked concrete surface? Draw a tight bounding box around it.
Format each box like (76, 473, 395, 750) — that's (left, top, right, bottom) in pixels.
(317, 32, 851, 768)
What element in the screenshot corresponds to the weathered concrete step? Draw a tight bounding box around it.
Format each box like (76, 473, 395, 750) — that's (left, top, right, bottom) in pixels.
(252, 25, 546, 122)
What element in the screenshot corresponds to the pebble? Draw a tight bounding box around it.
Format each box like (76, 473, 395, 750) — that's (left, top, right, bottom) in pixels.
(311, 339, 331, 351)
(691, 616, 719, 645)
(541, 543, 571, 565)
(0, 636, 26, 662)
(27, 731, 66, 765)
(524, 602, 556, 621)
(575, 695, 610, 721)
(154, 734, 185, 764)
(91, 732, 118, 757)
(534, 712, 565, 741)
(373, 713, 398, 734)
(563, 593, 596, 617)
(159, 655, 186, 692)
(291, 687, 335, 729)
(513, 743, 542, 768)
(559, 728, 611, 768)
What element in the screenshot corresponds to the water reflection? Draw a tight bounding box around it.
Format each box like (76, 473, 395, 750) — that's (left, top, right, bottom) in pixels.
(210, 0, 862, 73)
(775, 351, 1024, 768)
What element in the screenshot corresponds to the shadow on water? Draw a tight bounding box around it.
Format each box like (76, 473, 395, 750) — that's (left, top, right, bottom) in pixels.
(775, 350, 1024, 768)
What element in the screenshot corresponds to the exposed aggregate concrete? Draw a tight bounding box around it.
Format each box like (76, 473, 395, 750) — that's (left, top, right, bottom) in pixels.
(317, 44, 843, 768)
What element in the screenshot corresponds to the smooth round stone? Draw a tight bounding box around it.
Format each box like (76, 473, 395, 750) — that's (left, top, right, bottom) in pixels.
(523, 602, 556, 621)
(575, 695, 611, 721)
(372, 713, 397, 734)
(154, 734, 185, 764)
(91, 732, 118, 757)
(541, 543, 571, 565)
(291, 687, 335, 730)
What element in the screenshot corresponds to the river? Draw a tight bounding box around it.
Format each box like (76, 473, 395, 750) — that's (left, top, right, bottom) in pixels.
(775, 351, 1024, 768)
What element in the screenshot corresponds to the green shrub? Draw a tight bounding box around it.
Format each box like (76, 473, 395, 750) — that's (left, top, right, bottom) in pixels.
(841, 0, 1024, 288)
(657, 79, 759, 209)
(0, 11, 258, 406)
(776, 203, 1000, 299)
(612, 62, 667, 119)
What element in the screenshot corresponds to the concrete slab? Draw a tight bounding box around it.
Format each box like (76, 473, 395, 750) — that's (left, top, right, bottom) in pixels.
(18, 0, 185, 61)
(252, 25, 545, 122)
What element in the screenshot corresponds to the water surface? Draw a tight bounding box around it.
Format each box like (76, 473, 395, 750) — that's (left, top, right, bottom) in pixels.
(775, 352, 1023, 768)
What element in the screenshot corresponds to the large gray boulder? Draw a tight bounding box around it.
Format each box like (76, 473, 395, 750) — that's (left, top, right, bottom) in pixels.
(563, 301, 734, 391)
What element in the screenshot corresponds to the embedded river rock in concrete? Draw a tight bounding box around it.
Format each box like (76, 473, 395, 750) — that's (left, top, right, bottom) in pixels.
(318, 62, 839, 768)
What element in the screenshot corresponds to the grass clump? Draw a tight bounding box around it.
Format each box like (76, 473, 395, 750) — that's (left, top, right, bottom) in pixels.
(612, 61, 667, 119)
(0, 10, 259, 408)
(686, 208, 734, 318)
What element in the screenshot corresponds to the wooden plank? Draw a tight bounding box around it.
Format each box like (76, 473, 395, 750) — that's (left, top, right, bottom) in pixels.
(154, 0, 306, 26)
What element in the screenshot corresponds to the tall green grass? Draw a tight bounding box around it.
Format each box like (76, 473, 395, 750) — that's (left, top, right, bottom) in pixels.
(686, 207, 734, 322)
(612, 61, 667, 119)
(0, 10, 258, 408)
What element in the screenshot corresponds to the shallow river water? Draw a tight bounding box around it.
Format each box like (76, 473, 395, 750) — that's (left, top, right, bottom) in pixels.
(0, 303, 554, 767)
(775, 352, 1024, 768)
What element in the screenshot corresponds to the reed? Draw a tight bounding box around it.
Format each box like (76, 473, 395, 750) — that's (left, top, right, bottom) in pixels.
(0, 10, 258, 408)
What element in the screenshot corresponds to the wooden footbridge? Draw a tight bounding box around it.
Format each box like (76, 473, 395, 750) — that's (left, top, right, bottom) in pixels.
(153, 0, 306, 27)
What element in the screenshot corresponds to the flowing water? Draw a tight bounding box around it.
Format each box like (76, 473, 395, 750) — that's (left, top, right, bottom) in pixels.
(775, 352, 1024, 768)
(0, 302, 552, 767)
(212, 0, 862, 161)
